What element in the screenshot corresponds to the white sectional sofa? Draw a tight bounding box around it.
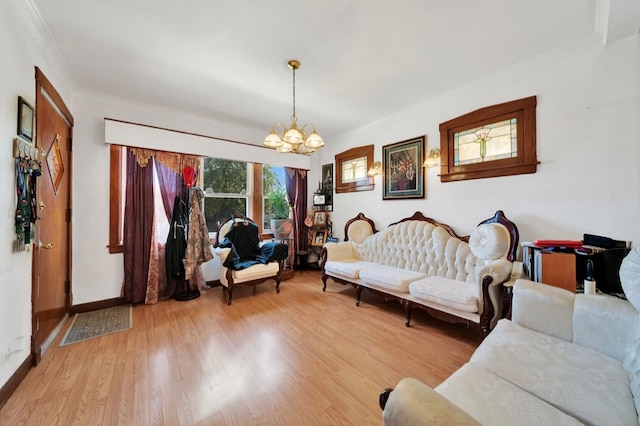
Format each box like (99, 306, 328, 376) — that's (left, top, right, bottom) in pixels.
(320, 211, 519, 337)
(381, 247, 640, 425)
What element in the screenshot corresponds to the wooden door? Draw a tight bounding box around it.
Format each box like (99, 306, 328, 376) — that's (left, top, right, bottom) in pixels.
(32, 68, 74, 363)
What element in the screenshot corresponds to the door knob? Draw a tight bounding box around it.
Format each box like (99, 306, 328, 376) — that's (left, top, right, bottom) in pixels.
(39, 201, 46, 210)
(39, 242, 53, 249)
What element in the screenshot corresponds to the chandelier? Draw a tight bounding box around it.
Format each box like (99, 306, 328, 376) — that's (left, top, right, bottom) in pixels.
(264, 59, 324, 154)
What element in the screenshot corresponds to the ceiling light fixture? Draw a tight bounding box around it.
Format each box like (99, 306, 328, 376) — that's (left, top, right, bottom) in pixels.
(264, 60, 324, 154)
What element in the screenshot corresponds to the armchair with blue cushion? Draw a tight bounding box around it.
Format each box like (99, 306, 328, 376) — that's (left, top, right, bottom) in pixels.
(213, 215, 288, 304)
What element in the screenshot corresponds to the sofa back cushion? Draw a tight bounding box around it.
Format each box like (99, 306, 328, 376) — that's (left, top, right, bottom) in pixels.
(620, 247, 640, 312)
(572, 293, 640, 361)
(347, 219, 375, 243)
(356, 220, 477, 282)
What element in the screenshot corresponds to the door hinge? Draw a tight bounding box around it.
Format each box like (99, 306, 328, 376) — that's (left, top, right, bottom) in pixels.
(66, 209, 71, 222)
(65, 280, 71, 294)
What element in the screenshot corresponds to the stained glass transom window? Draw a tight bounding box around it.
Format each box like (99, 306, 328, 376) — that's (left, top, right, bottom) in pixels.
(454, 119, 517, 166)
(341, 156, 367, 183)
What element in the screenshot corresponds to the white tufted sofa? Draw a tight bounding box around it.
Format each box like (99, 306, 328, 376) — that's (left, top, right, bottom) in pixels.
(381, 248, 640, 425)
(321, 211, 519, 337)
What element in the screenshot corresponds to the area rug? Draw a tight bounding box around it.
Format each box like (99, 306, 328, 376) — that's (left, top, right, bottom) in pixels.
(60, 304, 132, 346)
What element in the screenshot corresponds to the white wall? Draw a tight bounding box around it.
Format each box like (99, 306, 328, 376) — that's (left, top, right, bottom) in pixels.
(71, 93, 308, 304)
(314, 36, 640, 251)
(0, 0, 74, 388)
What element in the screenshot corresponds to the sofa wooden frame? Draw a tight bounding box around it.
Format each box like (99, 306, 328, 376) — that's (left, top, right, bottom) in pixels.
(321, 210, 519, 337)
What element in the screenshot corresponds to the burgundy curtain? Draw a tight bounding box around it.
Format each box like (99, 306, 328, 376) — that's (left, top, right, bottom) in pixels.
(285, 168, 308, 264)
(155, 158, 181, 221)
(123, 149, 155, 304)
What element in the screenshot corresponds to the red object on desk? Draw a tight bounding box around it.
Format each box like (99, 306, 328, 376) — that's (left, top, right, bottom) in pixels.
(534, 239, 583, 248)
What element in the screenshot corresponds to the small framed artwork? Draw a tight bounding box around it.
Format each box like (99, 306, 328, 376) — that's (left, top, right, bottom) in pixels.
(321, 163, 334, 206)
(17, 96, 34, 142)
(383, 136, 425, 200)
(46, 135, 64, 194)
(312, 211, 327, 226)
(313, 193, 325, 206)
(311, 230, 327, 247)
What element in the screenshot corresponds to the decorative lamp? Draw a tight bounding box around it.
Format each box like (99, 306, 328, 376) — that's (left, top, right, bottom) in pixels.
(423, 149, 441, 168)
(367, 161, 383, 176)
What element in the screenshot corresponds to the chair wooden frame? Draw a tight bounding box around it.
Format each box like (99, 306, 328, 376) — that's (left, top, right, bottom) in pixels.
(214, 216, 284, 305)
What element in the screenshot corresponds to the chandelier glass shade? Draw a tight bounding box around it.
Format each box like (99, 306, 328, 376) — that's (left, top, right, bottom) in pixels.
(264, 60, 324, 154)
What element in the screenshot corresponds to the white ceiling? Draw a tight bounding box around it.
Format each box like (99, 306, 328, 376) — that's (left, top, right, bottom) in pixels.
(29, 0, 640, 142)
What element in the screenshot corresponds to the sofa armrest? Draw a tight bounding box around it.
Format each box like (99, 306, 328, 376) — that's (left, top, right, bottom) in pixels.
(324, 242, 358, 262)
(511, 279, 575, 342)
(476, 258, 512, 287)
(382, 378, 481, 426)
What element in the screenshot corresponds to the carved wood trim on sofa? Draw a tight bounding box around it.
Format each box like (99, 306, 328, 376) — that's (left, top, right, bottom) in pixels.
(321, 211, 519, 338)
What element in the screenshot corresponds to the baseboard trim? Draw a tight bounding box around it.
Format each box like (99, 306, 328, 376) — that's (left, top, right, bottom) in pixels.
(0, 356, 31, 411)
(70, 297, 127, 315)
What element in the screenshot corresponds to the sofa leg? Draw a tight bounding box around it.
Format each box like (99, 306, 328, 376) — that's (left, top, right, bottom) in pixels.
(356, 285, 363, 306)
(321, 274, 327, 292)
(404, 301, 412, 327)
(276, 278, 281, 293)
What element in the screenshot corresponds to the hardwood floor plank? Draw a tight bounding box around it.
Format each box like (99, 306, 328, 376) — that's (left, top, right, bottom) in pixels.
(0, 271, 481, 425)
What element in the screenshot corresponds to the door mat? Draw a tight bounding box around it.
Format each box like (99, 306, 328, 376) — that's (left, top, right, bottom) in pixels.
(60, 305, 132, 346)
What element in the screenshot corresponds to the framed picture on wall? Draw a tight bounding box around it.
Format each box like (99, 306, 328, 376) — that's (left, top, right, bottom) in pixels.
(383, 136, 425, 200)
(321, 163, 333, 207)
(17, 96, 34, 142)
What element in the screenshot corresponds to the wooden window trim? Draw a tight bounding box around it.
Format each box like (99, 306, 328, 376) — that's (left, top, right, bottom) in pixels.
(439, 96, 539, 182)
(335, 145, 374, 193)
(108, 145, 124, 253)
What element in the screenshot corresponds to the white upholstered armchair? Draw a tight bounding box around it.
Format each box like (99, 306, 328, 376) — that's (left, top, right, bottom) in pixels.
(213, 216, 284, 304)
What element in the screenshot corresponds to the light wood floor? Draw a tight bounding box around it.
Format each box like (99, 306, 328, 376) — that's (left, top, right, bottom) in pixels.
(0, 271, 481, 425)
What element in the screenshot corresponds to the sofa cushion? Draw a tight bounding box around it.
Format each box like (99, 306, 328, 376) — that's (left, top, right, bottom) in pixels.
(471, 319, 637, 426)
(623, 336, 640, 422)
(227, 261, 280, 285)
(408, 276, 479, 313)
(572, 292, 640, 362)
(324, 260, 378, 280)
(436, 363, 583, 426)
(469, 223, 510, 260)
(359, 265, 426, 292)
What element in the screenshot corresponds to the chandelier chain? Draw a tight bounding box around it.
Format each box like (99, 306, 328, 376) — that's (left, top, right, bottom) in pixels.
(291, 66, 297, 124)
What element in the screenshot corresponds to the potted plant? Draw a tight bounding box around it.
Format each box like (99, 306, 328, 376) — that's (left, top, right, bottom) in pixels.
(268, 188, 293, 239)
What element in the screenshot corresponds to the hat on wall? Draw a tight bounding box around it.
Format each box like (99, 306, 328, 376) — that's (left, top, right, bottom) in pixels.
(182, 166, 196, 187)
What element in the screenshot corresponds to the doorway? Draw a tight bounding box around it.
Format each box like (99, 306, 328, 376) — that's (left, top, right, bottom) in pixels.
(31, 67, 74, 364)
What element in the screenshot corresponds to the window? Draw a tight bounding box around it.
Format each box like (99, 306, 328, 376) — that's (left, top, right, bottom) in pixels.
(110, 150, 278, 253)
(335, 145, 374, 193)
(439, 96, 538, 182)
(262, 164, 286, 230)
(202, 158, 250, 232)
